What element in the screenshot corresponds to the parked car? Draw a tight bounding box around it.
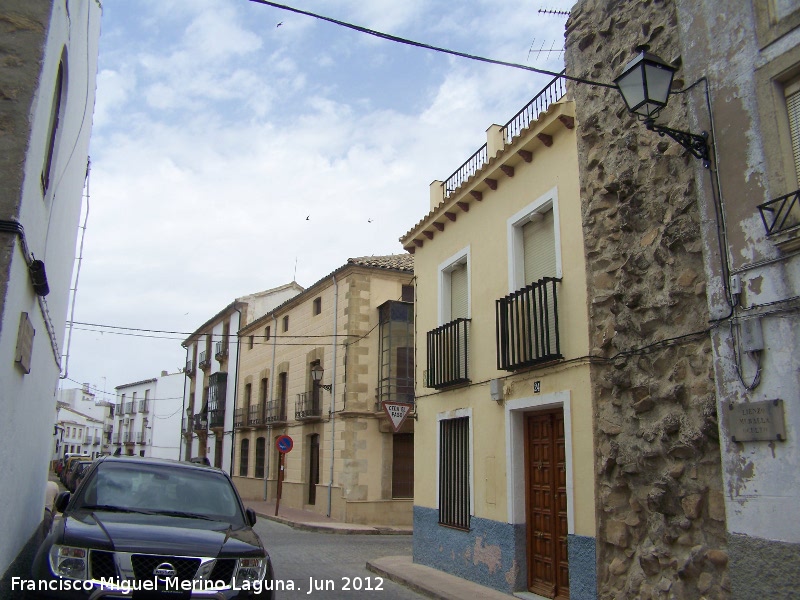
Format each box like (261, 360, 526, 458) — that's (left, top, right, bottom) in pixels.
(63, 459, 91, 492)
(30, 455, 274, 599)
(66, 461, 92, 492)
(59, 456, 89, 486)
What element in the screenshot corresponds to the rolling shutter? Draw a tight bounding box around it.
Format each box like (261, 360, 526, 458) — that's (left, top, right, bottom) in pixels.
(522, 209, 556, 286)
(787, 87, 800, 183)
(450, 263, 468, 320)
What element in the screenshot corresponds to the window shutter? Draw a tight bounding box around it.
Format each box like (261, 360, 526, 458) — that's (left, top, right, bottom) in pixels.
(787, 88, 800, 184)
(522, 208, 556, 286)
(450, 263, 468, 320)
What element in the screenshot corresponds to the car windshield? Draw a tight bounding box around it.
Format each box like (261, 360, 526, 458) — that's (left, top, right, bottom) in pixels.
(73, 461, 245, 526)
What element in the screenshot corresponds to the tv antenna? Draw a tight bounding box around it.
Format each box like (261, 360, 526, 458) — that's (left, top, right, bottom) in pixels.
(526, 38, 564, 62)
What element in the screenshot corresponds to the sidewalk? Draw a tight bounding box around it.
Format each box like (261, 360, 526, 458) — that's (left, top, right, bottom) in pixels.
(244, 498, 412, 534)
(244, 499, 518, 600)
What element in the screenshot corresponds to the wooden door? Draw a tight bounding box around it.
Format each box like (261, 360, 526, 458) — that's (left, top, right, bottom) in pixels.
(524, 410, 569, 599)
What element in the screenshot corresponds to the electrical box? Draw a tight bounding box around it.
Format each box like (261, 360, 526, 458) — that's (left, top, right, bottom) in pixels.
(490, 379, 504, 402)
(740, 317, 764, 353)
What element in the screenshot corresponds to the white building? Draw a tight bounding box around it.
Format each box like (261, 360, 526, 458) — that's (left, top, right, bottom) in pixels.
(181, 283, 303, 471)
(55, 406, 104, 460)
(0, 0, 100, 584)
(56, 384, 114, 456)
(113, 371, 185, 461)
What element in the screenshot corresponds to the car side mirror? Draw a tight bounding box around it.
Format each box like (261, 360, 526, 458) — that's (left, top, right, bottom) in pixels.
(245, 507, 257, 527)
(55, 492, 71, 513)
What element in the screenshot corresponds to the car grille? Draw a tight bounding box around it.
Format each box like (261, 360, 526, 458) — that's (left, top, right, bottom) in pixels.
(90, 550, 117, 579)
(131, 555, 201, 581)
(209, 558, 237, 585)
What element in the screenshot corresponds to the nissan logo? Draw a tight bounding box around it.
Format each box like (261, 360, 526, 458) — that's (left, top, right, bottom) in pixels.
(153, 562, 177, 579)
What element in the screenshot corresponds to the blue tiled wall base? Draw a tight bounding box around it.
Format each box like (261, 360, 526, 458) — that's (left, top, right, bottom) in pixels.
(412, 506, 526, 594)
(567, 534, 597, 600)
(413, 506, 597, 597)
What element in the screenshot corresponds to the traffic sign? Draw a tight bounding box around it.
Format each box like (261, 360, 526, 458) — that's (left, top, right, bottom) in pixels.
(382, 402, 414, 432)
(276, 435, 293, 453)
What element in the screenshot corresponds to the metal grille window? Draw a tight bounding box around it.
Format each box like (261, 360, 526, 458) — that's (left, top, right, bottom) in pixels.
(787, 83, 800, 184)
(439, 417, 470, 530)
(378, 301, 415, 404)
(255, 437, 266, 478)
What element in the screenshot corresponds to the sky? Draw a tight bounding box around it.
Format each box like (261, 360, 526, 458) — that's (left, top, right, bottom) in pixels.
(60, 0, 572, 403)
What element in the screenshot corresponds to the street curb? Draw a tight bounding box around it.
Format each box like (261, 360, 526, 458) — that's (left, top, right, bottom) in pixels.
(366, 559, 445, 600)
(253, 511, 411, 535)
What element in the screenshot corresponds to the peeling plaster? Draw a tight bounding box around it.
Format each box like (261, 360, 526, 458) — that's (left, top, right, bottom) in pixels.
(472, 537, 502, 574)
(727, 454, 756, 502)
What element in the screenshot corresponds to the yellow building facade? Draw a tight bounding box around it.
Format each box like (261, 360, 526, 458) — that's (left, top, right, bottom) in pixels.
(401, 87, 596, 597)
(232, 256, 415, 527)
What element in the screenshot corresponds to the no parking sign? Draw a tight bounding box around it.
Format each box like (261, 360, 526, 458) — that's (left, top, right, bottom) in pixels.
(276, 435, 293, 453)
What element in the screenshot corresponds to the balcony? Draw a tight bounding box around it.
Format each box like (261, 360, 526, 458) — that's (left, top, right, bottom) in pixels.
(295, 392, 322, 421)
(758, 188, 800, 252)
(426, 318, 471, 389)
(199, 351, 211, 371)
(264, 400, 287, 424)
(136, 431, 146, 444)
(123, 432, 134, 444)
(496, 277, 562, 371)
(124, 402, 133, 415)
(92, 436, 100, 446)
(138, 399, 148, 413)
(215, 340, 228, 362)
(248, 403, 264, 427)
(208, 408, 225, 429)
(185, 359, 195, 377)
(234, 408, 246, 428)
(181, 415, 193, 436)
(193, 413, 208, 432)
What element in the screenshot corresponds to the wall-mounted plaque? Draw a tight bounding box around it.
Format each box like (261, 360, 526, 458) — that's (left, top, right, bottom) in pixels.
(728, 399, 786, 442)
(14, 312, 35, 374)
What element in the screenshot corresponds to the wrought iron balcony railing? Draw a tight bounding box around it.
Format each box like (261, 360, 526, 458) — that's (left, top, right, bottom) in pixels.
(248, 403, 264, 426)
(295, 392, 322, 420)
(502, 73, 567, 144)
(426, 318, 471, 389)
(136, 431, 146, 444)
(193, 413, 207, 431)
(138, 399, 148, 413)
(440, 73, 567, 202)
(496, 277, 562, 371)
(215, 340, 228, 361)
(234, 408, 246, 428)
(264, 399, 287, 424)
(208, 407, 225, 429)
(185, 359, 195, 377)
(199, 351, 211, 370)
(758, 188, 800, 236)
(123, 432, 134, 444)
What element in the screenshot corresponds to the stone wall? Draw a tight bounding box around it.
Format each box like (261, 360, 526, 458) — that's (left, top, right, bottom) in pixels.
(565, 1, 729, 598)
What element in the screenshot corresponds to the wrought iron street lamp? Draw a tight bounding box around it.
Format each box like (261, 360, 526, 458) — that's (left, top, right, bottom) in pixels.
(615, 47, 710, 167)
(310, 363, 332, 392)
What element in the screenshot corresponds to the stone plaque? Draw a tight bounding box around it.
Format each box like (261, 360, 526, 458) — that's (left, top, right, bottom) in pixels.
(728, 399, 786, 442)
(14, 312, 35, 374)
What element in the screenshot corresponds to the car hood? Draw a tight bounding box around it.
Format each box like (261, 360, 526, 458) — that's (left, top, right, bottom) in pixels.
(62, 510, 264, 558)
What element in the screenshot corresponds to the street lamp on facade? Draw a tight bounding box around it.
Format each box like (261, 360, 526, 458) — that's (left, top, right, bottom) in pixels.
(614, 47, 710, 167)
(310, 363, 332, 392)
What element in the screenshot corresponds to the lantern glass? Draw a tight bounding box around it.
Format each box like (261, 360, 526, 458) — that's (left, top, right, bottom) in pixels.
(614, 51, 676, 119)
(310, 363, 323, 382)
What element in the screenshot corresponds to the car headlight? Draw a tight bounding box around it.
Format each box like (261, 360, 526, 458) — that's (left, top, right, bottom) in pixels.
(234, 557, 268, 585)
(49, 545, 88, 580)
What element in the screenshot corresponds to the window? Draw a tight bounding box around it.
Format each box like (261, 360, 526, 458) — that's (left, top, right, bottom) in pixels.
(439, 416, 470, 530)
(507, 189, 561, 292)
(278, 372, 288, 420)
(438, 247, 470, 324)
(255, 437, 266, 478)
(282, 316, 289, 332)
(249, 335, 254, 350)
(401, 284, 414, 302)
(41, 57, 66, 194)
(265, 326, 271, 341)
(239, 439, 250, 477)
(313, 297, 322, 315)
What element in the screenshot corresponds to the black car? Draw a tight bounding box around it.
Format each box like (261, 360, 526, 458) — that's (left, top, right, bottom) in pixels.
(30, 456, 274, 599)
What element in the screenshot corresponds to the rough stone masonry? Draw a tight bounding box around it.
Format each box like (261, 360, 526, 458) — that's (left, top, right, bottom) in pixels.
(564, 0, 729, 598)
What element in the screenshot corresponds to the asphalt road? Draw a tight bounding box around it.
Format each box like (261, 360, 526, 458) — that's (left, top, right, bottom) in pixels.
(254, 518, 425, 600)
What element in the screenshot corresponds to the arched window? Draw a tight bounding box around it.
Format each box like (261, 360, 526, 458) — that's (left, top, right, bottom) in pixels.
(239, 438, 250, 477)
(42, 53, 67, 195)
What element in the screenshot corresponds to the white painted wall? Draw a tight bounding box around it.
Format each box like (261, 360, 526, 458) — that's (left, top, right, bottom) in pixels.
(0, 0, 100, 578)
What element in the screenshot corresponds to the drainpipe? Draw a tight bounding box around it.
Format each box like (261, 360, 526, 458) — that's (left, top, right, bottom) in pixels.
(327, 275, 339, 518)
(264, 315, 278, 501)
(231, 307, 242, 475)
(180, 344, 188, 461)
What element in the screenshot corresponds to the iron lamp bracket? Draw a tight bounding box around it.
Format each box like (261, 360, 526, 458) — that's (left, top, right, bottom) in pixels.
(644, 118, 710, 168)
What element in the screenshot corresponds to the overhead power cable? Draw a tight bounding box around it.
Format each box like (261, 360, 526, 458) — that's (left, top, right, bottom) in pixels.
(246, 0, 615, 89)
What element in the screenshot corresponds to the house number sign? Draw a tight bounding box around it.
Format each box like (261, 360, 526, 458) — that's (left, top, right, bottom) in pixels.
(728, 399, 786, 443)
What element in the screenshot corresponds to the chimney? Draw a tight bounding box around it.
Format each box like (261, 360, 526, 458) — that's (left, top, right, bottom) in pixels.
(161, 370, 168, 377)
